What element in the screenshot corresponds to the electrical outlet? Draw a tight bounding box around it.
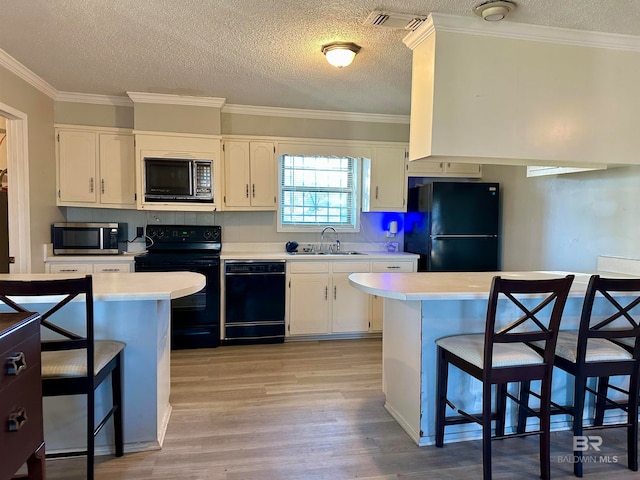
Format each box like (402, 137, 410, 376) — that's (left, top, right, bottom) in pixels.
(136, 226, 144, 237)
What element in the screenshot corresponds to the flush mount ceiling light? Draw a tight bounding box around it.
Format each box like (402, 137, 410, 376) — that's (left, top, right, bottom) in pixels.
(473, 1, 516, 21)
(321, 42, 361, 68)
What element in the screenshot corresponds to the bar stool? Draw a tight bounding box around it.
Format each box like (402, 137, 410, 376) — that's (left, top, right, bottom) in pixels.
(0, 275, 125, 480)
(435, 274, 574, 480)
(517, 275, 640, 477)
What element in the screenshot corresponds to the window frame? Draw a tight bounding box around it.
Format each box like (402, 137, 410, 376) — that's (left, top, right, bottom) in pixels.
(277, 153, 362, 233)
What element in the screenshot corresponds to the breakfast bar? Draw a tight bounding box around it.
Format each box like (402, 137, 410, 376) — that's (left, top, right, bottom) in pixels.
(348, 271, 595, 446)
(0, 271, 205, 455)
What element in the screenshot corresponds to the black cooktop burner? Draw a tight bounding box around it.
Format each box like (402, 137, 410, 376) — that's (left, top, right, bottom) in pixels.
(143, 225, 222, 253)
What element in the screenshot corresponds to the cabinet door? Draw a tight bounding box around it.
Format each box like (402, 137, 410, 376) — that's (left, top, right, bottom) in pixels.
(331, 273, 371, 333)
(443, 162, 482, 177)
(406, 159, 444, 176)
(249, 142, 276, 208)
(57, 130, 97, 204)
(369, 146, 407, 211)
(288, 274, 330, 335)
(371, 261, 416, 273)
(224, 141, 251, 207)
(99, 133, 135, 207)
(93, 263, 132, 273)
(47, 263, 93, 274)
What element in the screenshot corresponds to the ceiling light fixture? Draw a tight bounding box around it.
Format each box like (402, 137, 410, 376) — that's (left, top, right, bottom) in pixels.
(321, 42, 361, 68)
(473, 1, 516, 21)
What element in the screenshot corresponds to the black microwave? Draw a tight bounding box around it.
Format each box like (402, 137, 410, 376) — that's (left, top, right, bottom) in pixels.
(144, 157, 214, 203)
(52, 222, 128, 255)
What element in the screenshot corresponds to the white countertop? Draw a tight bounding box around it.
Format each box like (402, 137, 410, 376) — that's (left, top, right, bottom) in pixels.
(43, 242, 419, 262)
(0, 272, 205, 302)
(348, 271, 594, 301)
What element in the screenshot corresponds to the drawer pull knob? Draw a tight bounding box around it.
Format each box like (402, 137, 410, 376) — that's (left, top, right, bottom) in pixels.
(6, 352, 27, 375)
(8, 407, 28, 432)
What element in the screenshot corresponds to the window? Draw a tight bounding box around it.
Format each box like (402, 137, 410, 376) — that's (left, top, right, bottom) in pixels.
(278, 154, 360, 232)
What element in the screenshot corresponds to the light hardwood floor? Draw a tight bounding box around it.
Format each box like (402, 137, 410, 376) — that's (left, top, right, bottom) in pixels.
(42, 338, 640, 479)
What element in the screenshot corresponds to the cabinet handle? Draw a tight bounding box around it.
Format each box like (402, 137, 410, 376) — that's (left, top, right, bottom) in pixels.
(8, 407, 28, 432)
(89, 177, 94, 193)
(101, 178, 105, 194)
(59, 268, 79, 272)
(252, 184, 255, 198)
(6, 352, 27, 375)
(334, 285, 337, 300)
(375, 186, 379, 199)
(325, 286, 328, 300)
(439, 163, 443, 168)
(387, 266, 401, 269)
(245, 184, 249, 198)
(101, 268, 120, 272)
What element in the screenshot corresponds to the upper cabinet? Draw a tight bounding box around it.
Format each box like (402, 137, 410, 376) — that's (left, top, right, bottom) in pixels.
(403, 14, 640, 168)
(362, 145, 407, 212)
(406, 159, 482, 178)
(223, 140, 277, 210)
(56, 126, 135, 209)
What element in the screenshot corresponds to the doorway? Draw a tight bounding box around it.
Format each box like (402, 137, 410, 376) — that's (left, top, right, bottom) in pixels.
(0, 102, 31, 273)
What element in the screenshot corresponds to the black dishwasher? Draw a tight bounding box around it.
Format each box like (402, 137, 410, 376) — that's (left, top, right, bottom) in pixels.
(224, 260, 286, 344)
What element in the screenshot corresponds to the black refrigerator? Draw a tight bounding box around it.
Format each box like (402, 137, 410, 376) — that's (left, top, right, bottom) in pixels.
(404, 182, 500, 272)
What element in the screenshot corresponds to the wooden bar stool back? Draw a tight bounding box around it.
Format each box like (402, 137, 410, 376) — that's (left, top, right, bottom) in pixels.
(0, 275, 125, 480)
(518, 274, 640, 477)
(435, 274, 574, 480)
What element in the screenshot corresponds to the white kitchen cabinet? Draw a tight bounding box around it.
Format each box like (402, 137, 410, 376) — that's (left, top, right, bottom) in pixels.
(288, 260, 371, 336)
(369, 259, 417, 332)
(288, 262, 331, 335)
(407, 159, 482, 178)
(223, 140, 276, 210)
(331, 262, 371, 333)
(56, 126, 136, 208)
(362, 145, 407, 212)
(45, 258, 135, 273)
(47, 263, 94, 274)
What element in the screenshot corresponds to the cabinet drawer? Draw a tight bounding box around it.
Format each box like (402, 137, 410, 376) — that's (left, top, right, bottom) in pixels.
(93, 263, 132, 273)
(0, 323, 40, 393)
(48, 263, 93, 274)
(332, 261, 370, 273)
(288, 261, 330, 274)
(372, 261, 415, 273)
(0, 366, 43, 480)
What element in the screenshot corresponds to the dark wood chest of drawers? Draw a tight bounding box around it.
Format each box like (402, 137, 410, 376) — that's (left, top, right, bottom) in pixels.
(0, 312, 45, 480)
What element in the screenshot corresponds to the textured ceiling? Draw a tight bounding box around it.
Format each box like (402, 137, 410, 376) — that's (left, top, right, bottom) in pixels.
(1, 0, 640, 116)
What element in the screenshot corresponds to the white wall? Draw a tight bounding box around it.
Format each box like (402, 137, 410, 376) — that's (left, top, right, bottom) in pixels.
(483, 164, 640, 273)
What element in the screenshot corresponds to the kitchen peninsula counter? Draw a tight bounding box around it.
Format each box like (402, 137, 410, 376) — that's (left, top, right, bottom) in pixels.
(0, 272, 205, 455)
(348, 270, 592, 446)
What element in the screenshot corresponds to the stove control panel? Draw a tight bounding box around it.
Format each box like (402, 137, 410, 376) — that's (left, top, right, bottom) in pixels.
(145, 225, 222, 250)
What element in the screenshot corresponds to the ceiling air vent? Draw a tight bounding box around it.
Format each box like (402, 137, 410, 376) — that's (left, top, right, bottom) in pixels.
(363, 10, 427, 31)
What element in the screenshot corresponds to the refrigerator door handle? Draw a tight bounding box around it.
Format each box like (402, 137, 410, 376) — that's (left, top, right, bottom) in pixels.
(430, 234, 498, 239)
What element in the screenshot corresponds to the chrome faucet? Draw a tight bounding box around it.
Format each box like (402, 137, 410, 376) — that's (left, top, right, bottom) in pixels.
(320, 226, 340, 253)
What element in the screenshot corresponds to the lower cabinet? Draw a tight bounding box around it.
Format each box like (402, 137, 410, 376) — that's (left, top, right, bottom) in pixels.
(46, 260, 134, 273)
(287, 258, 417, 336)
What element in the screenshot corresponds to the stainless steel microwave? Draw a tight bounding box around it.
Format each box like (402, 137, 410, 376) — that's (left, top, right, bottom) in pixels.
(144, 157, 214, 203)
(52, 222, 128, 255)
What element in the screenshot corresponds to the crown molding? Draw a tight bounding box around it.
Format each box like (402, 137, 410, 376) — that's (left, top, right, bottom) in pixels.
(404, 12, 640, 52)
(222, 104, 409, 124)
(56, 92, 133, 106)
(0, 48, 57, 99)
(126, 92, 226, 108)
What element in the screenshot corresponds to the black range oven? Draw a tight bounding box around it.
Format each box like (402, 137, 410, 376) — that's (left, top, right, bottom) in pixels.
(134, 225, 221, 350)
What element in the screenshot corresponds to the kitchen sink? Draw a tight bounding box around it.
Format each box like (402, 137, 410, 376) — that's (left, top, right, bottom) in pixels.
(288, 251, 366, 256)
